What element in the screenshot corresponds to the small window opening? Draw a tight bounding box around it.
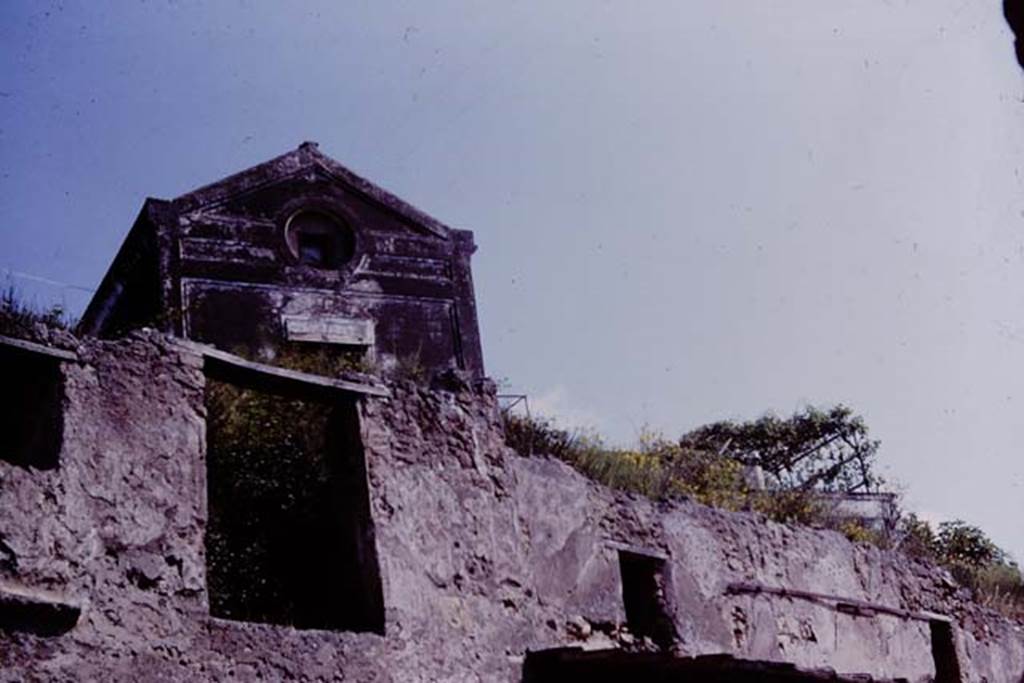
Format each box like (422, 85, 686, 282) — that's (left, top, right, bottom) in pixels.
(929, 619, 962, 683)
(0, 346, 64, 469)
(204, 377, 383, 633)
(297, 232, 332, 267)
(618, 550, 677, 649)
(0, 589, 79, 637)
(285, 210, 355, 270)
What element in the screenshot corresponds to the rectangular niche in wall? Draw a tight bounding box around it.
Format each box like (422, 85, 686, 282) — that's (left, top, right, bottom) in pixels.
(929, 618, 962, 683)
(0, 337, 71, 470)
(204, 374, 384, 633)
(0, 584, 80, 636)
(617, 549, 677, 650)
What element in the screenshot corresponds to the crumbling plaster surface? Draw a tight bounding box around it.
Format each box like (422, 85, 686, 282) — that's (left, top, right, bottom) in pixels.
(0, 332, 208, 677)
(1, 332, 1022, 681)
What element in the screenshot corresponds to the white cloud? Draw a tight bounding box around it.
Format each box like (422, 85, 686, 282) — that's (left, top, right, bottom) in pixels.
(525, 385, 603, 433)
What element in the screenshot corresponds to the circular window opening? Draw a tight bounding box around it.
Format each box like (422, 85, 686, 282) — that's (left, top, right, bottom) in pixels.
(284, 211, 355, 269)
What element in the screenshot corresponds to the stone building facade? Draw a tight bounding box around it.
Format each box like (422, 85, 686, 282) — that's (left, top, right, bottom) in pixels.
(79, 143, 485, 377)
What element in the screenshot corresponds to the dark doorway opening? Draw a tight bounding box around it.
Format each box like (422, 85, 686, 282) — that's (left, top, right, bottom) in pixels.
(297, 232, 333, 268)
(618, 550, 677, 649)
(929, 619, 962, 683)
(204, 377, 384, 633)
(0, 345, 64, 469)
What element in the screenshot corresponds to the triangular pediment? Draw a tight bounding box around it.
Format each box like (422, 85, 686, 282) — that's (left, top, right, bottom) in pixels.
(172, 143, 451, 240)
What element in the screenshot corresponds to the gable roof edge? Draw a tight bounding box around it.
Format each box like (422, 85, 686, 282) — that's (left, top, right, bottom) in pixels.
(172, 142, 455, 240)
(171, 146, 310, 213)
(305, 146, 452, 240)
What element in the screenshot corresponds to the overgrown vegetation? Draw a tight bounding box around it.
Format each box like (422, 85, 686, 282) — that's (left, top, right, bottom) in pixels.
(205, 378, 337, 626)
(235, 342, 428, 385)
(205, 374, 383, 631)
(503, 413, 830, 525)
(679, 405, 881, 492)
(503, 408, 1024, 620)
(0, 287, 73, 339)
(899, 515, 1024, 620)
(268, 344, 374, 376)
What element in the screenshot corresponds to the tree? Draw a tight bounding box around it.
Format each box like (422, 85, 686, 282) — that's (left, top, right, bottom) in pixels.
(934, 520, 1010, 568)
(896, 513, 937, 557)
(678, 405, 881, 493)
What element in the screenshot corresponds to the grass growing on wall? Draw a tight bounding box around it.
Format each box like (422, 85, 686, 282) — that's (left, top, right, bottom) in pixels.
(268, 344, 374, 377)
(503, 414, 827, 526)
(899, 515, 1024, 621)
(974, 564, 1024, 621)
(232, 342, 429, 386)
(505, 412, 1024, 621)
(0, 287, 73, 339)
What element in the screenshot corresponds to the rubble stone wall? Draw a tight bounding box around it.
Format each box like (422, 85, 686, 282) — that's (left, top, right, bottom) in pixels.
(1, 333, 1022, 681)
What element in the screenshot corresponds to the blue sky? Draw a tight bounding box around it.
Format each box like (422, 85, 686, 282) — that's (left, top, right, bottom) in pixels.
(2, 1, 1022, 562)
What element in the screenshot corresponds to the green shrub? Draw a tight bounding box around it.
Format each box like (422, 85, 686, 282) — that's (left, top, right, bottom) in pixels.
(231, 343, 431, 386)
(896, 513, 937, 558)
(502, 414, 824, 524)
(973, 563, 1024, 620)
(268, 344, 373, 377)
(934, 520, 1009, 567)
(896, 517, 1024, 620)
(748, 489, 828, 527)
(503, 414, 1022, 623)
(503, 413, 582, 460)
(679, 405, 882, 493)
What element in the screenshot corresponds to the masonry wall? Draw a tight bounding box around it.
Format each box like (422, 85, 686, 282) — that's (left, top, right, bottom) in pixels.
(1, 332, 1022, 681)
(0, 332, 208, 676)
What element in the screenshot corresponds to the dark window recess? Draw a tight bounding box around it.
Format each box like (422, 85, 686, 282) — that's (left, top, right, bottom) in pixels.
(297, 232, 332, 267)
(204, 378, 384, 632)
(930, 619, 962, 683)
(618, 551, 677, 650)
(0, 590, 79, 637)
(286, 211, 355, 270)
(0, 347, 64, 469)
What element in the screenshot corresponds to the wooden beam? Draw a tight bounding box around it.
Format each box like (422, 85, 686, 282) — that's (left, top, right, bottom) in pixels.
(0, 335, 77, 363)
(725, 581, 951, 623)
(200, 346, 389, 398)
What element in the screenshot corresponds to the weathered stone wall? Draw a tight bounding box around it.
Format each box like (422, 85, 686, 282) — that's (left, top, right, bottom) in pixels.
(0, 332, 208, 677)
(1, 332, 1022, 681)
